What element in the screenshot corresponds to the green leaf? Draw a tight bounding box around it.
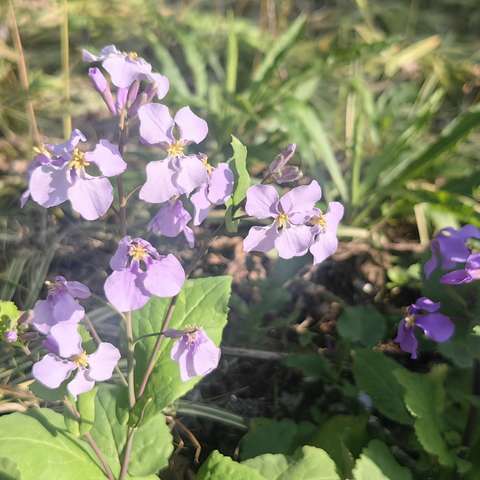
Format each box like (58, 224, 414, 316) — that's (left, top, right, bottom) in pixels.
(241, 454, 290, 479)
(64, 403, 80, 437)
(395, 365, 455, 467)
(283, 99, 348, 201)
(239, 418, 316, 460)
(337, 306, 386, 347)
(90, 385, 173, 478)
(29, 380, 66, 402)
(132, 277, 232, 413)
(198, 451, 266, 480)
(252, 15, 306, 83)
(353, 440, 413, 480)
(229, 136, 250, 207)
(309, 415, 369, 478)
(0, 458, 21, 480)
(353, 350, 411, 425)
(0, 301, 20, 337)
(78, 387, 97, 435)
(0, 408, 105, 479)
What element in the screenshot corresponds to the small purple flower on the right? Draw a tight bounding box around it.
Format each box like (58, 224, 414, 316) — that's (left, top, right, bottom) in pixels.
(394, 297, 454, 359)
(165, 328, 220, 382)
(440, 253, 480, 285)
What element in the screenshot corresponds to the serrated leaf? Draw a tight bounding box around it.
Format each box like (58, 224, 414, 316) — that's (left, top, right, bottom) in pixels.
(132, 277, 232, 413)
(0, 408, 105, 479)
(337, 306, 386, 347)
(229, 135, 250, 208)
(198, 451, 266, 480)
(395, 365, 455, 467)
(353, 350, 411, 425)
(353, 440, 413, 480)
(239, 418, 316, 460)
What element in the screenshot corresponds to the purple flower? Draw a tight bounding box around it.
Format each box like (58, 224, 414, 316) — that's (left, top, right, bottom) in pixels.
(190, 160, 234, 225)
(308, 202, 344, 264)
(243, 181, 321, 259)
(138, 104, 209, 203)
(88, 67, 116, 115)
(4, 331, 18, 343)
(424, 225, 480, 278)
(148, 198, 195, 248)
(440, 253, 480, 284)
(394, 297, 454, 359)
(32, 276, 91, 335)
(26, 130, 127, 220)
(104, 236, 185, 312)
(32, 322, 120, 397)
(264, 144, 303, 184)
(165, 328, 220, 381)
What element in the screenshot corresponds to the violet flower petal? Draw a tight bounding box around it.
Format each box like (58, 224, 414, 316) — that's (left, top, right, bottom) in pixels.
(52, 292, 85, 325)
(87, 343, 121, 381)
(394, 321, 418, 359)
(85, 140, 126, 177)
(245, 185, 279, 219)
(415, 312, 454, 343)
(440, 269, 472, 285)
(32, 300, 55, 334)
(191, 184, 211, 226)
(67, 175, 113, 220)
(103, 55, 152, 89)
(110, 236, 131, 271)
(243, 224, 278, 253)
(32, 354, 76, 389)
(412, 297, 440, 313)
(275, 225, 313, 259)
(207, 163, 234, 205)
(310, 232, 338, 265)
(279, 180, 322, 216)
(174, 106, 208, 144)
(29, 165, 70, 208)
(139, 160, 178, 203)
(64, 280, 91, 299)
(49, 322, 83, 358)
(67, 369, 95, 397)
(138, 103, 174, 145)
(104, 269, 150, 312)
(173, 156, 208, 196)
(144, 72, 170, 100)
(143, 254, 185, 298)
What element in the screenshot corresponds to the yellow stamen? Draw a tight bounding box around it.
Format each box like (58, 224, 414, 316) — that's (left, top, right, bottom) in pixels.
(202, 156, 214, 175)
(405, 314, 416, 329)
(71, 351, 89, 368)
(167, 141, 185, 157)
(33, 145, 51, 158)
(129, 243, 148, 262)
(311, 213, 327, 231)
(127, 51, 139, 61)
(277, 212, 289, 228)
(68, 148, 90, 171)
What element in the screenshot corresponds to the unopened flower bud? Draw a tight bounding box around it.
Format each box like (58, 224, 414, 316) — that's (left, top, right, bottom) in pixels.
(273, 165, 303, 184)
(88, 67, 116, 115)
(265, 143, 297, 179)
(126, 80, 140, 108)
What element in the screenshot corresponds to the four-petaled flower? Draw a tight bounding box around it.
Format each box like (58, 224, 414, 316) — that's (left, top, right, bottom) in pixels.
(138, 103, 209, 203)
(243, 181, 321, 259)
(32, 276, 91, 334)
(26, 130, 127, 220)
(32, 323, 120, 397)
(164, 327, 220, 381)
(394, 297, 454, 359)
(104, 236, 185, 312)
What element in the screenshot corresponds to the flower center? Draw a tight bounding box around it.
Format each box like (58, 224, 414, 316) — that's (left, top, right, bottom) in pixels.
(129, 243, 148, 262)
(127, 51, 139, 61)
(167, 141, 184, 157)
(311, 213, 327, 232)
(276, 212, 289, 229)
(405, 314, 416, 329)
(71, 351, 89, 368)
(68, 148, 90, 171)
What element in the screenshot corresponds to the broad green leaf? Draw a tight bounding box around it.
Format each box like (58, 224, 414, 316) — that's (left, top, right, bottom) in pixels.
(64, 403, 81, 437)
(337, 306, 386, 347)
(230, 136, 250, 207)
(239, 418, 316, 460)
(283, 99, 348, 201)
(132, 277, 232, 412)
(395, 365, 455, 467)
(0, 301, 20, 337)
(309, 415, 369, 478)
(0, 408, 105, 479)
(243, 446, 340, 480)
(90, 385, 173, 478)
(353, 440, 413, 480)
(0, 457, 21, 480)
(252, 15, 306, 83)
(198, 451, 266, 480)
(353, 350, 411, 425)
(78, 387, 97, 435)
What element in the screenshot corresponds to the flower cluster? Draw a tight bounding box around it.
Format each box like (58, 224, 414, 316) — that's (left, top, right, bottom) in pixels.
(31, 277, 120, 397)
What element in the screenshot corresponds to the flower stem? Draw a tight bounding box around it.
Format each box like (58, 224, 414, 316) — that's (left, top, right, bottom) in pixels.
(125, 311, 136, 408)
(63, 398, 114, 480)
